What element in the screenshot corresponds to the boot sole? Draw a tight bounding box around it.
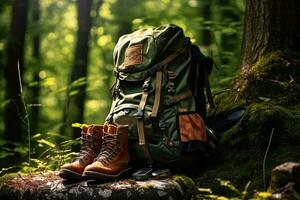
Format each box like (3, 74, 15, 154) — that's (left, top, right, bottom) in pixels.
(59, 169, 83, 180)
(82, 168, 132, 180)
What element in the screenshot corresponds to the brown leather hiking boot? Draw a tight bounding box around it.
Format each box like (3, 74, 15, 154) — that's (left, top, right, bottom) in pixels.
(83, 124, 131, 180)
(59, 125, 103, 180)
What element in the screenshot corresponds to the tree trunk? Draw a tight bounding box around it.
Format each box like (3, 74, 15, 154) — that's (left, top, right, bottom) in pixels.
(240, 0, 300, 71)
(3, 0, 29, 143)
(30, 0, 41, 134)
(62, 0, 93, 139)
(201, 1, 212, 46)
(236, 0, 300, 104)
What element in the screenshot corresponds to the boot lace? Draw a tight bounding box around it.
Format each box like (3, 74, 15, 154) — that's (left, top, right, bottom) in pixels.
(95, 131, 119, 164)
(76, 135, 96, 163)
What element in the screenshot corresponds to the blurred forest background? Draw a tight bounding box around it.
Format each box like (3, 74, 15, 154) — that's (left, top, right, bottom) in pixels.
(0, 0, 244, 172)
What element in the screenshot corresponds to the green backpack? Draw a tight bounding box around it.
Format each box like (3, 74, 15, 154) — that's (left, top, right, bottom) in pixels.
(106, 24, 214, 165)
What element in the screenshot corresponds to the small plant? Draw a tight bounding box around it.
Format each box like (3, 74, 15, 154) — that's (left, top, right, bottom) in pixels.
(195, 179, 273, 200)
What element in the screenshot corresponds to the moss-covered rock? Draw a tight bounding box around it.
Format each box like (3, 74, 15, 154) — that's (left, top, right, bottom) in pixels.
(195, 50, 300, 199)
(197, 102, 300, 198)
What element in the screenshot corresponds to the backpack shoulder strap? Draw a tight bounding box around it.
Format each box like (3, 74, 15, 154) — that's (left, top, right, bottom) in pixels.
(151, 48, 187, 118)
(190, 44, 215, 112)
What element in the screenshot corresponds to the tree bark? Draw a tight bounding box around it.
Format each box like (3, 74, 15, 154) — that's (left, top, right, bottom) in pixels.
(240, 0, 300, 71)
(30, 0, 41, 134)
(3, 0, 29, 143)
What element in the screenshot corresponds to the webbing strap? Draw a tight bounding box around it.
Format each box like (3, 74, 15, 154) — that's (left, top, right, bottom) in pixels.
(175, 90, 193, 102)
(157, 48, 186, 68)
(151, 70, 163, 118)
(151, 48, 187, 118)
(137, 76, 151, 145)
(136, 77, 153, 165)
(137, 119, 153, 165)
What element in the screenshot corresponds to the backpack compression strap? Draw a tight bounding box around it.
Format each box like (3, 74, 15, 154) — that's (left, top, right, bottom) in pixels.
(150, 48, 187, 118)
(136, 76, 153, 165)
(136, 48, 187, 165)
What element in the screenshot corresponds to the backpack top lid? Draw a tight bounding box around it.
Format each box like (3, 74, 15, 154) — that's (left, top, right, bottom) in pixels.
(113, 24, 188, 81)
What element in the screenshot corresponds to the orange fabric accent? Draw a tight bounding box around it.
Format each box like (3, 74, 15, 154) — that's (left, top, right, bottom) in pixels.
(179, 113, 207, 142)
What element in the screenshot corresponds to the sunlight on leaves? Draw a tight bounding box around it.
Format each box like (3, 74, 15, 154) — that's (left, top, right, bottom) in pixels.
(0, 42, 4, 50)
(97, 34, 112, 47)
(86, 100, 101, 110)
(206, 195, 229, 200)
(47, 32, 57, 40)
(100, 1, 113, 20)
(37, 139, 56, 148)
(69, 90, 79, 96)
(64, 5, 77, 29)
(39, 70, 47, 79)
(65, 34, 74, 43)
(217, 178, 240, 195)
(70, 77, 87, 88)
(255, 192, 272, 199)
(72, 123, 88, 128)
(198, 188, 212, 194)
(32, 133, 42, 139)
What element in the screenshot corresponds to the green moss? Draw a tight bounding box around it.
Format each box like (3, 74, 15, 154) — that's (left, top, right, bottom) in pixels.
(0, 173, 23, 192)
(172, 175, 196, 197)
(173, 175, 195, 188)
(237, 50, 300, 105)
(139, 182, 155, 189)
(197, 100, 300, 196)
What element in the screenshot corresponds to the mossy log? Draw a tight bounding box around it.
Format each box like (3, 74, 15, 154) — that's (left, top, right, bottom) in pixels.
(0, 172, 196, 200)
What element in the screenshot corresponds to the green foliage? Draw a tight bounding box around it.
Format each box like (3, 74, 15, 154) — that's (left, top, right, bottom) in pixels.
(0, 0, 244, 141)
(0, 0, 245, 194)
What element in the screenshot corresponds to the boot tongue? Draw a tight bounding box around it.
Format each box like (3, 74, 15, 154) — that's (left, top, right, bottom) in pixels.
(104, 125, 118, 147)
(86, 125, 94, 136)
(107, 125, 117, 135)
(97, 125, 118, 162)
(90, 125, 103, 138)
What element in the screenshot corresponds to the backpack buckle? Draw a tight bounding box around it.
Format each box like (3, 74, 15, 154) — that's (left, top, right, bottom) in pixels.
(167, 87, 175, 95)
(158, 119, 166, 130)
(142, 80, 151, 92)
(136, 108, 144, 119)
(105, 114, 113, 123)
